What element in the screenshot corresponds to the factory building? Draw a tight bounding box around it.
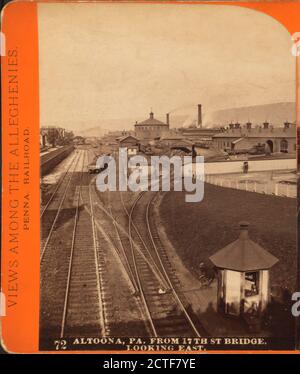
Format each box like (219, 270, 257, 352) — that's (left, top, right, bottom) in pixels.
(135, 111, 169, 141)
(160, 134, 185, 147)
(181, 127, 221, 144)
(180, 104, 221, 144)
(213, 122, 296, 154)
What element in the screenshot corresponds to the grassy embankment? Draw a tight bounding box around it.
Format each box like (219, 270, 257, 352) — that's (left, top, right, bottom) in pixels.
(159, 183, 296, 292)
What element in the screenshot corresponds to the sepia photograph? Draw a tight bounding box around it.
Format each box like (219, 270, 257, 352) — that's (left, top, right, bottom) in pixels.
(38, 3, 298, 351)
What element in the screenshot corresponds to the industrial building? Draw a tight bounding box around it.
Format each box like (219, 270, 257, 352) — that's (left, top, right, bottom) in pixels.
(134, 111, 169, 141)
(212, 122, 296, 154)
(179, 104, 221, 144)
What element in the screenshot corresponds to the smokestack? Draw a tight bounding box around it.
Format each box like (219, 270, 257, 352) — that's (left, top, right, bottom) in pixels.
(166, 113, 170, 127)
(197, 104, 202, 128)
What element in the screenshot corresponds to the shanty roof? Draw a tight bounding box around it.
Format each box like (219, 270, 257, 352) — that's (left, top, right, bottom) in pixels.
(135, 112, 168, 127)
(209, 222, 279, 271)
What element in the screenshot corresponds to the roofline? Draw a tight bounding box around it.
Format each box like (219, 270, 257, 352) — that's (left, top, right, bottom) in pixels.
(135, 123, 169, 126)
(213, 134, 296, 138)
(210, 264, 278, 272)
(117, 135, 139, 141)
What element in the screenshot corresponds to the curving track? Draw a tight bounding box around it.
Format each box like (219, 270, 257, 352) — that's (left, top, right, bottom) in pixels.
(128, 191, 203, 337)
(101, 188, 205, 337)
(41, 146, 205, 340)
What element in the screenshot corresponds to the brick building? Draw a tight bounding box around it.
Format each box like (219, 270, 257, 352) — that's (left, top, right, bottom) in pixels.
(135, 111, 169, 141)
(213, 122, 296, 154)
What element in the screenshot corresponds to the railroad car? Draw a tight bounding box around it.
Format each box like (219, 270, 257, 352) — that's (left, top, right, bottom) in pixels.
(88, 161, 109, 174)
(88, 165, 101, 174)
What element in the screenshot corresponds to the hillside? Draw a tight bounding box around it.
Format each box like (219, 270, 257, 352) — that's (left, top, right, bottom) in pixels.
(71, 102, 296, 135)
(206, 102, 296, 127)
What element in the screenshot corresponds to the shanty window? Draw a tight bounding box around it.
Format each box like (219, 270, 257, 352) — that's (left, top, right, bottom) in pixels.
(245, 271, 259, 297)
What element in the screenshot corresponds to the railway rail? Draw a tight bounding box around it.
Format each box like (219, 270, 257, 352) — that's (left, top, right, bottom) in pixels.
(60, 180, 106, 337)
(41, 149, 108, 338)
(41, 152, 78, 218)
(41, 150, 82, 261)
(90, 179, 205, 337)
(41, 146, 205, 339)
(126, 191, 202, 337)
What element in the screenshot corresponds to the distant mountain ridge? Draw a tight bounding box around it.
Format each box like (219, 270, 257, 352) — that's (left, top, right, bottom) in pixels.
(73, 102, 296, 136)
(206, 102, 296, 127)
(75, 115, 189, 136)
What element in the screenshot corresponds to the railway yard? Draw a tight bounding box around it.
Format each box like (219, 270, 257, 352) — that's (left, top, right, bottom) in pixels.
(40, 146, 206, 342)
(40, 143, 296, 346)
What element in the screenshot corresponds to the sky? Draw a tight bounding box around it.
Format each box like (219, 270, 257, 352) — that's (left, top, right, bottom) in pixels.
(38, 3, 296, 132)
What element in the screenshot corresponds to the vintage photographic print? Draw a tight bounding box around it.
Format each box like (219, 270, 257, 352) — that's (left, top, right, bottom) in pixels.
(36, 3, 298, 351)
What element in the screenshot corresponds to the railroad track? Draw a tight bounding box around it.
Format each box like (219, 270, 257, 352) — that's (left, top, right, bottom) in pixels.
(107, 191, 140, 294)
(94, 189, 166, 295)
(88, 187, 149, 337)
(91, 183, 205, 337)
(40, 151, 78, 218)
(40, 150, 82, 260)
(60, 182, 107, 337)
(145, 192, 207, 335)
(127, 191, 202, 337)
(41, 149, 113, 338)
(41, 150, 86, 336)
(41, 146, 204, 338)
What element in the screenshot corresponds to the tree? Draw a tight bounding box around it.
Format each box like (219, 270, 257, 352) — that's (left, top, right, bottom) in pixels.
(47, 128, 59, 147)
(60, 131, 74, 145)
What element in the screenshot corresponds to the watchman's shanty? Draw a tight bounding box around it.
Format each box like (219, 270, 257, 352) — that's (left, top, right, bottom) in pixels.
(209, 222, 278, 318)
